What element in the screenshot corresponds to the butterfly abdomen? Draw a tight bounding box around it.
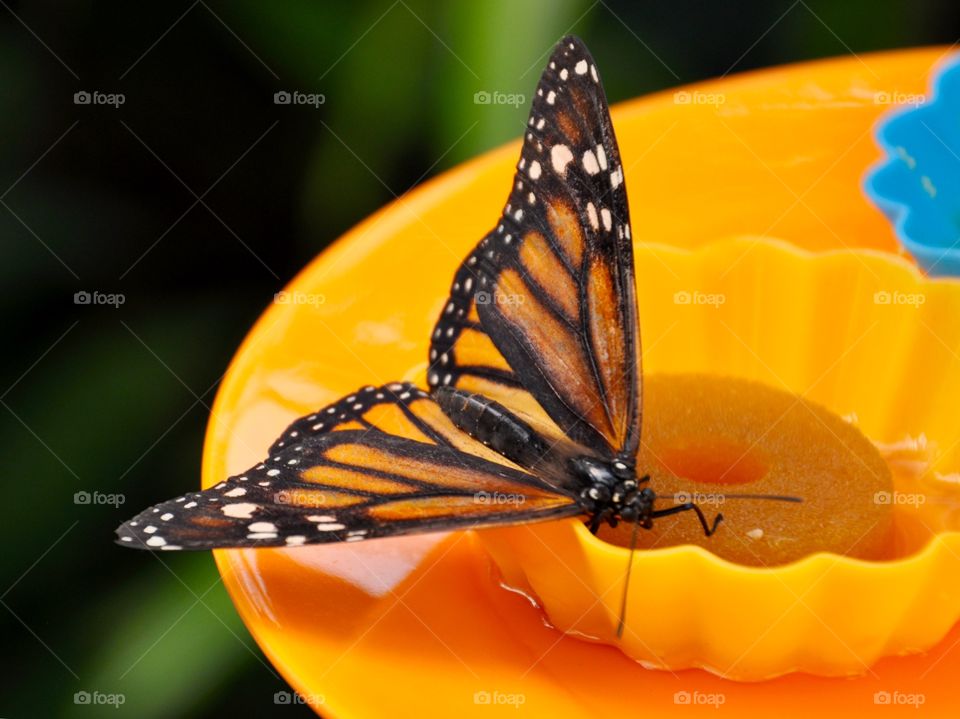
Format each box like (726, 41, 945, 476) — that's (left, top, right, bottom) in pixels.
(433, 386, 554, 470)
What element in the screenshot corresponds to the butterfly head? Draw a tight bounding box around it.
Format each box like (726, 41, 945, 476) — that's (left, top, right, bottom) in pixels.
(571, 456, 655, 529)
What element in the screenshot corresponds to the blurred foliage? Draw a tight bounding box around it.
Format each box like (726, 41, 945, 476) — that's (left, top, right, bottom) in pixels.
(0, 0, 958, 716)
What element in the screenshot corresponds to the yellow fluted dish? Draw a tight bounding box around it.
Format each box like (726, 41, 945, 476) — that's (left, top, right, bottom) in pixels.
(479, 236, 960, 681)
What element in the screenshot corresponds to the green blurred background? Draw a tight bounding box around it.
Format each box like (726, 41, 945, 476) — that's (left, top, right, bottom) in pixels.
(0, 0, 956, 716)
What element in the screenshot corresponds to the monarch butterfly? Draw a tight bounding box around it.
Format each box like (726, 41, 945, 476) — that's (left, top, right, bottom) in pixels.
(117, 36, 796, 560)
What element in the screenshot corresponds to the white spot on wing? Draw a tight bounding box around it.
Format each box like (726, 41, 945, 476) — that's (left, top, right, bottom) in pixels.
(224, 487, 246, 498)
(574, 59, 588, 75)
(586, 202, 599, 231)
(551, 144, 573, 175)
(610, 166, 623, 188)
(601, 207, 612, 231)
(582, 149, 600, 175)
(223, 503, 257, 519)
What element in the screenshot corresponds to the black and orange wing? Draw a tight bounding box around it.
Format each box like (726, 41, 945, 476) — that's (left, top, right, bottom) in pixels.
(116, 383, 580, 550)
(428, 36, 641, 461)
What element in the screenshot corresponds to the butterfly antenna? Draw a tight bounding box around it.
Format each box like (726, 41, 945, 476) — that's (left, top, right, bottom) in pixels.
(616, 519, 642, 639)
(708, 493, 802, 503)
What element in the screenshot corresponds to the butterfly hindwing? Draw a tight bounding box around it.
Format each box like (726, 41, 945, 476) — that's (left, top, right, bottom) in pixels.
(429, 36, 641, 460)
(116, 383, 580, 550)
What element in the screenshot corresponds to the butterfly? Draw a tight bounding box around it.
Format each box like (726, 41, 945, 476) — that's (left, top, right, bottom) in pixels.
(117, 36, 740, 554)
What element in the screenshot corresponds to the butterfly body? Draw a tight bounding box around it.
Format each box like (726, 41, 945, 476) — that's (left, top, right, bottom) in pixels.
(432, 387, 558, 470)
(435, 384, 653, 530)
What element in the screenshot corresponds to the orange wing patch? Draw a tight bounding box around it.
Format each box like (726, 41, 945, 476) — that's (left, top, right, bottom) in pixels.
(275, 487, 366, 508)
(491, 268, 614, 442)
(322, 441, 559, 499)
(586, 255, 630, 448)
(451, 327, 513, 373)
(545, 198, 585, 269)
(519, 230, 580, 322)
(300, 466, 418, 495)
(368, 493, 572, 521)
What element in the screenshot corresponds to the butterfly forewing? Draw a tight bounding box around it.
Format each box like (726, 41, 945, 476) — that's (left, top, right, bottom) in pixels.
(428, 36, 641, 461)
(116, 383, 580, 550)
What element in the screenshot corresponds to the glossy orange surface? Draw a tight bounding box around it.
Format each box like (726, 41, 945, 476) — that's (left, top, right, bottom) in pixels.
(203, 48, 960, 717)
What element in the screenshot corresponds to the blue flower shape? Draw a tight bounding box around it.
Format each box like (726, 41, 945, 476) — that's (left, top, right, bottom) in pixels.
(865, 54, 960, 277)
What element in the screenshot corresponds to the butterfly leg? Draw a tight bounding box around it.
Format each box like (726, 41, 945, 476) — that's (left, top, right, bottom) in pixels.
(649, 503, 724, 537)
(588, 510, 609, 535)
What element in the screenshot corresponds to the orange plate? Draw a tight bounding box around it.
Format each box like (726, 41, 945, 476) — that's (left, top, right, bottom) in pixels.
(203, 48, 959, 717)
